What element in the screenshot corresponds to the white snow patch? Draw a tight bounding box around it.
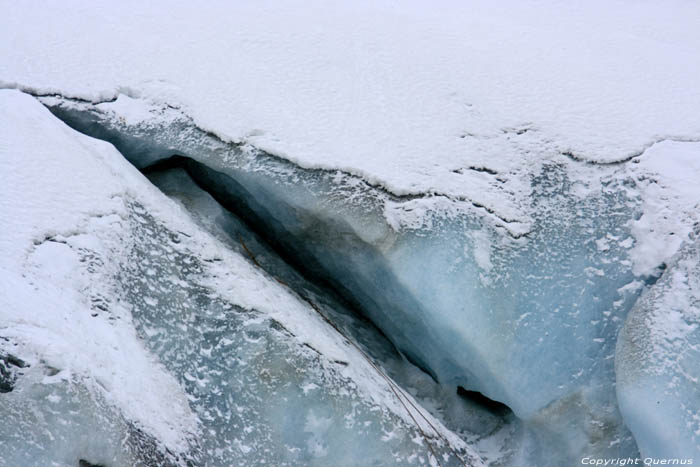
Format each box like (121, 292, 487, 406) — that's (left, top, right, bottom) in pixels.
(626, 140, 700, 276)
(2, 0, 699, 228)
(0, 89, 198, 451)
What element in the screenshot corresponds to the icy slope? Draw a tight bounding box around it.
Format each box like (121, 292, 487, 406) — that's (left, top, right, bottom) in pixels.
(614, 141, 700, 460)
(0, 90, 198, 465)
(0, 90, 481, 466)
(616, 233, 700, 459)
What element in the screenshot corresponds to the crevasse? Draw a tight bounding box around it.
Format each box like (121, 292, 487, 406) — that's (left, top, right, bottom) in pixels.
(37, 93, 663, 465)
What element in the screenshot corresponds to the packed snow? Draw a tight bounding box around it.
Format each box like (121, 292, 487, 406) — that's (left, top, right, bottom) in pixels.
(2, 0, 700, 225)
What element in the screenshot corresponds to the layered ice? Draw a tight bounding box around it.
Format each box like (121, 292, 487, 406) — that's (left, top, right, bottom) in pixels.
(0, 90, 481, 466)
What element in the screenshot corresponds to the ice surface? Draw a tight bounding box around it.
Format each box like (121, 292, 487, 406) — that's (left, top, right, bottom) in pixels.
(2, 1, 700, 464)
(35, 95, 667, 464)
(0, 90, 483, 466)
(616, 234, 700, 459)
(35, 89, 700, 464)
(0, 354, 175, 467)
(615, 141, 700, 460)
(113, 201, 476, 466)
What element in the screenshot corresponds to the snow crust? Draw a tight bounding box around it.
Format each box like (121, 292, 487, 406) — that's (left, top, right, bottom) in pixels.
(2, 0, 700, 225)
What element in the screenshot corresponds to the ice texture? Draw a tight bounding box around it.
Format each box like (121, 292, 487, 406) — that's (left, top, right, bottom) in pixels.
(2, 1, 700, 463)
(114, 201, 474, 466)
(0, 90, 481, 466)
(38, 94, 678, 464)
(0, 356, 176, 467)
(616, 234, 700, 459)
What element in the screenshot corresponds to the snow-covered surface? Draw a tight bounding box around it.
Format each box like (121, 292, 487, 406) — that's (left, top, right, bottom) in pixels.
(2, 2, 700, 464)
(2, 0, 700, 225)
(0, 89, 197, 452)
(0, 89, 481, 466)
(624, 141, 700, 276)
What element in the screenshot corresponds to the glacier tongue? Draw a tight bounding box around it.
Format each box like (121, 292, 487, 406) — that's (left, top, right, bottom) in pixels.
(1, 90, 483, 466)
(616, 233, 700, 459)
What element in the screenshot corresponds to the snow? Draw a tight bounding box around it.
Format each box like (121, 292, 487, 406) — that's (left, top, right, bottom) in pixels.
(2, 0, 700, 225)
(2, 2, 700, 464)
(624, 140, 700, 276)
(0, 89, 198, 453)
(0, 89, 481, 466)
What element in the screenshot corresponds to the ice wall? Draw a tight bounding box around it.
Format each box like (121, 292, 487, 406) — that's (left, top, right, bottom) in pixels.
(36, 94, 654, 464)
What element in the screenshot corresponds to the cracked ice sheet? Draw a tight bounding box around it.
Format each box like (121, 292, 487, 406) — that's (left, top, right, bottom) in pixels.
(0, 89, 480, 464)
(2, 0, 700, 226)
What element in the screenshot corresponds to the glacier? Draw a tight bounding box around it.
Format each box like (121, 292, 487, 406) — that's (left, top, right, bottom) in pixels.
(2, 1, 700, 465)
(0, 89, 484, 466)
(26, 92, 683, 465)
(3, 86, 700, 466)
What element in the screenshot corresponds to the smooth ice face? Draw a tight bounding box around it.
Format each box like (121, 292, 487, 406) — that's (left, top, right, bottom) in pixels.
(1, 90, 480, 467)
(386, 165, 642, 413)
(616, 235, 700, 460)
(37, 95, 659, 463)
